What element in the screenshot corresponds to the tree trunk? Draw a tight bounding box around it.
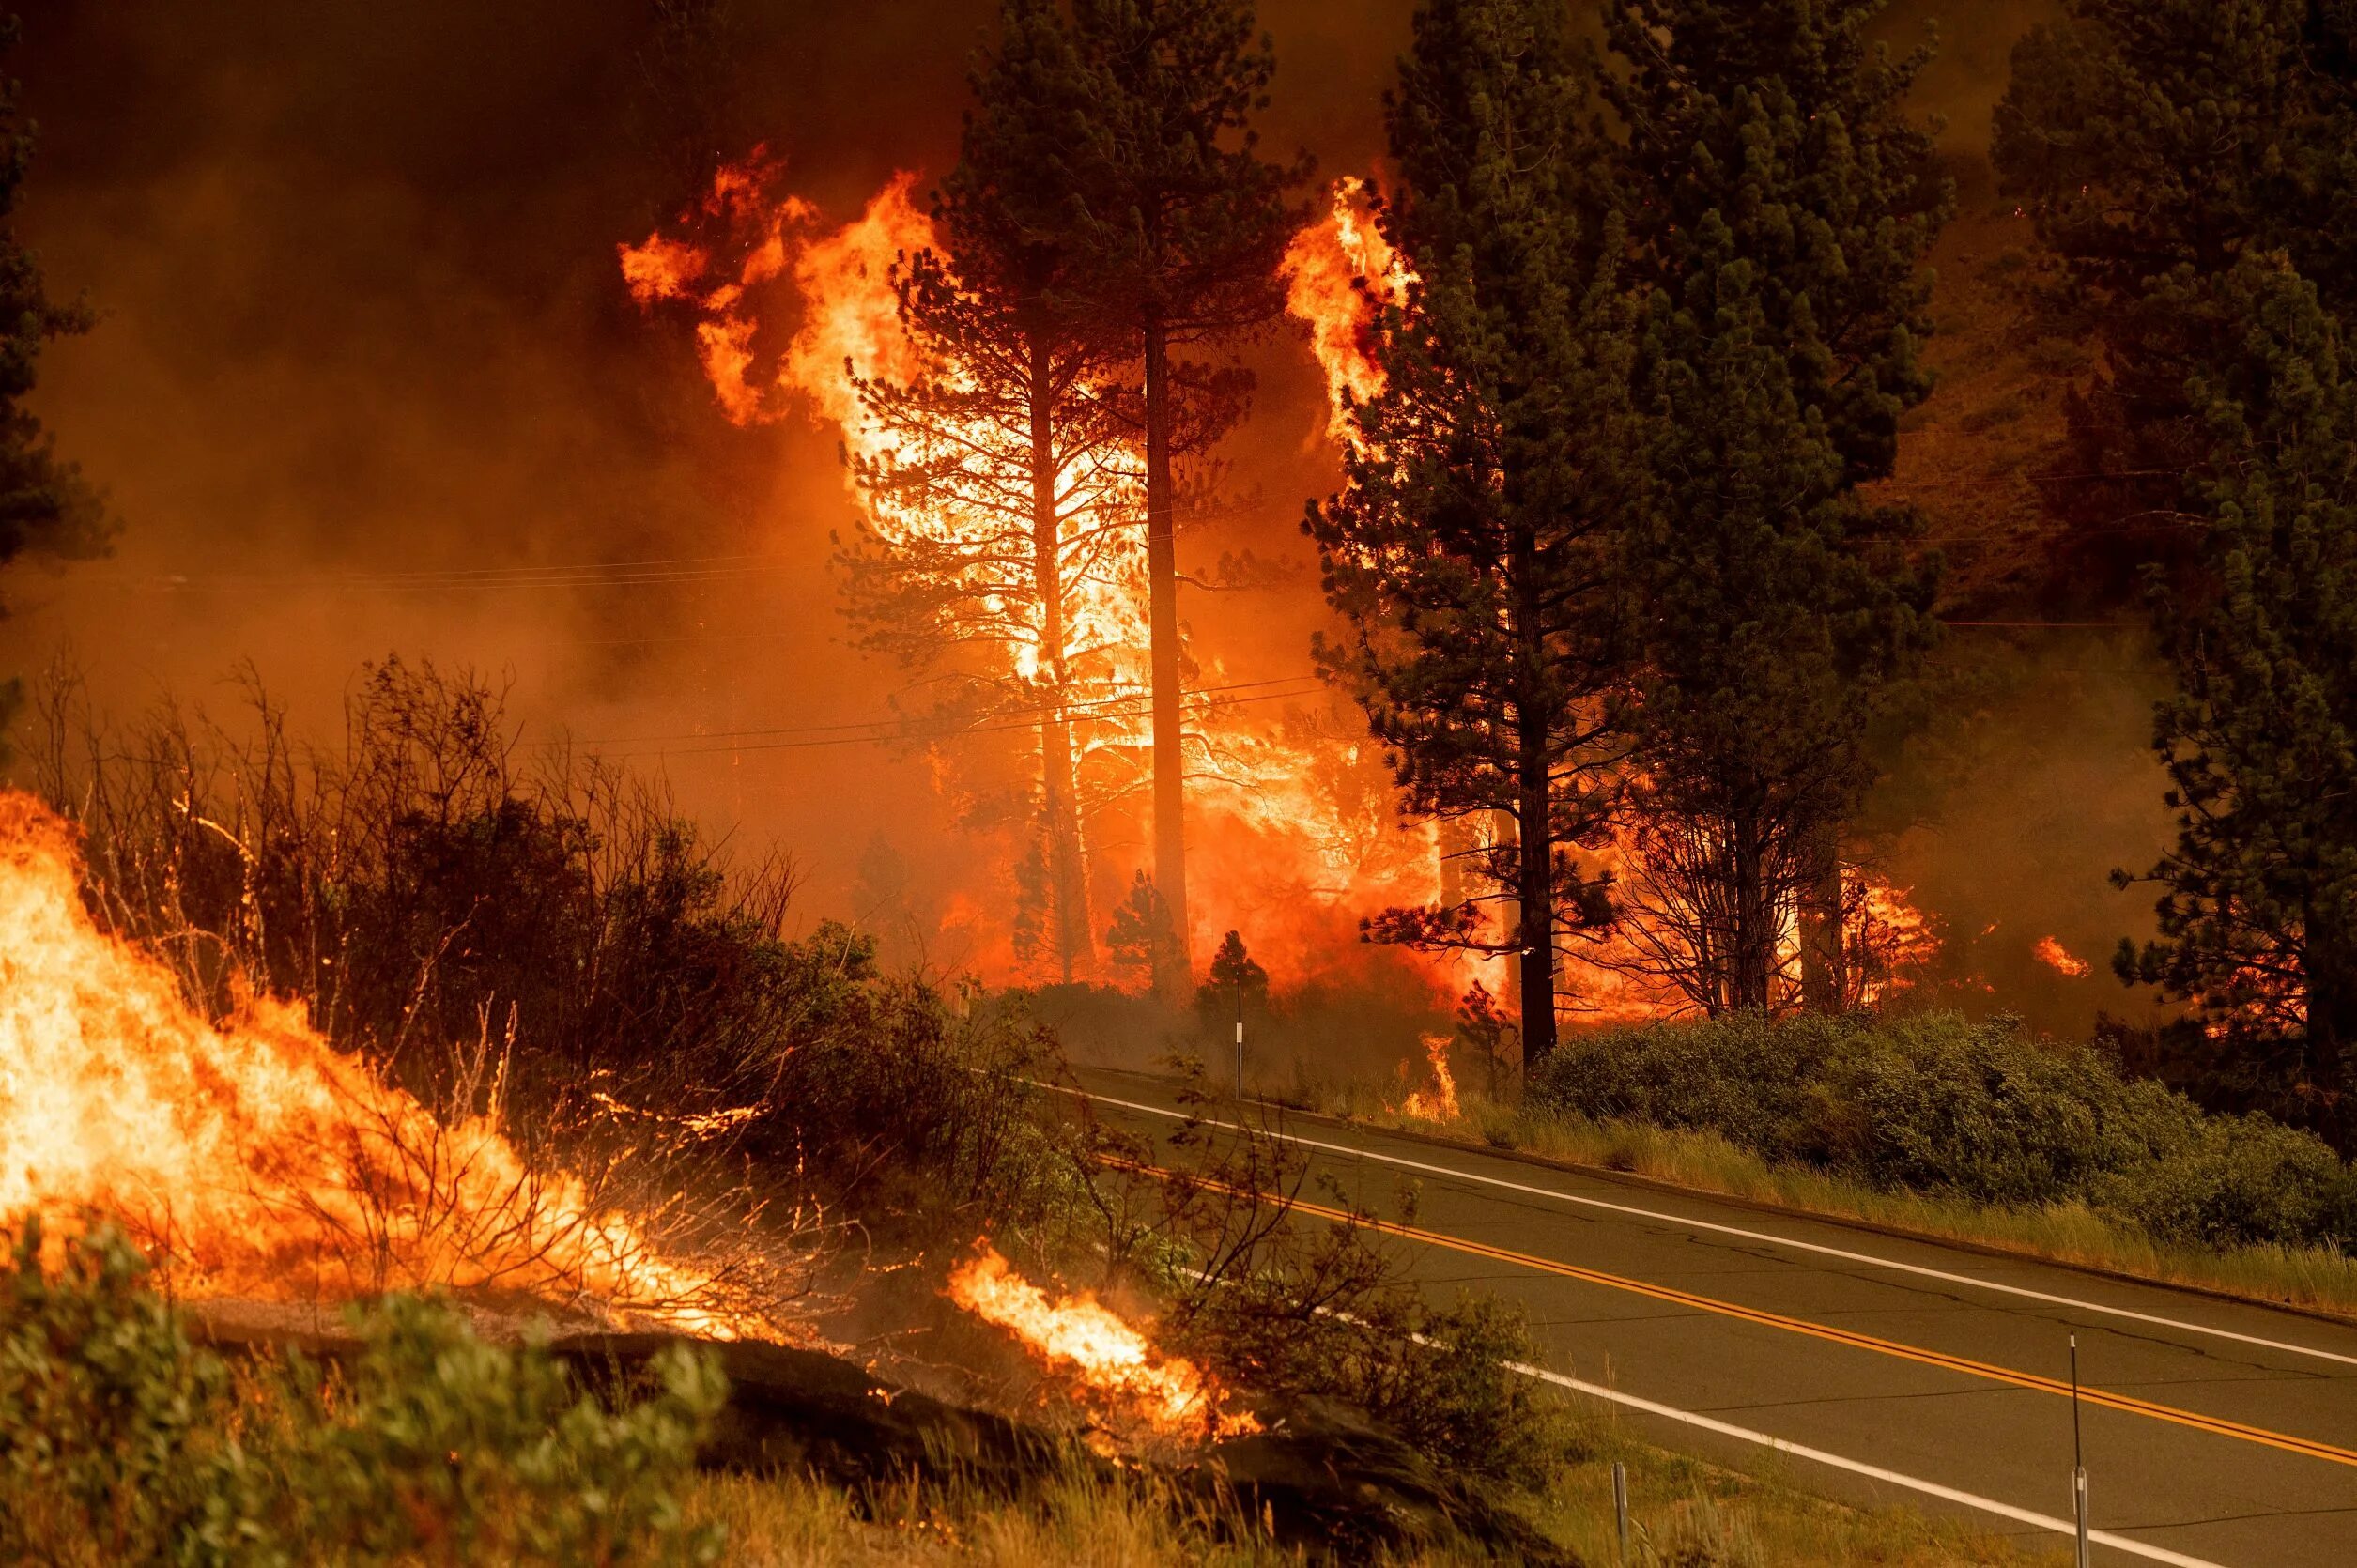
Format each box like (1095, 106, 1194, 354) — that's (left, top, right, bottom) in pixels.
(1729, 814, 1774, 1014)
(1038, 714, 1091, 982)
(1512, 536, 1556, 1068)
(1142, 316, 1190, 993)
(1030, 335, 1093, 982)
(2303, 938, 2352, 1104)
(1799, 818, 1844, 1012)
(1492, 807, 1522, 1020)
(1436, 814, 1474, 910)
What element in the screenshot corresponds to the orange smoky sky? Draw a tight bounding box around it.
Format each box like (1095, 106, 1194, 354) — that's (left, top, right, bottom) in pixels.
(7, 1, 2147, 1032)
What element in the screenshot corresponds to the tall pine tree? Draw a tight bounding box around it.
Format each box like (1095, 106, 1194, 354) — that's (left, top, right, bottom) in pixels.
(1995, 0, 2357, 604)
(840, 1, 1132, 983)
(2115, 262, 2357, 1135)
(1604, 0, 1948, 1010)
(1616, 219, 1934, 1014)
(0, 11, 107, 739)
(1064, 0, 1308, 992)
(1308, 0, 1638, 1067)
(2001, 2, 2357, 1132)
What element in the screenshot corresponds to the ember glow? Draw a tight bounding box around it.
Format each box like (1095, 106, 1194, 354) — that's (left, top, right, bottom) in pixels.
(1394, 1033, 1461, 1121)
(2034, 935, 2093, 979)
(947, 1245, 1257, 1439)
(0, 792, 748, 1335)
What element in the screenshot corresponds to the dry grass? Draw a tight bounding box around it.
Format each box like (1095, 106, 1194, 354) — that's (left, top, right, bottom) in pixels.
(691, 1468, 1285, 1567)
(688, 1399, 2068, 1566)
(1318, 1084, 2357, 1323)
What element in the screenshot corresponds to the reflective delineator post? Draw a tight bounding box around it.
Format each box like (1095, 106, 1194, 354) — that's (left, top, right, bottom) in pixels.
(2072, 1333, 2091, 1568)
(1234, 976, 1245, 1099)
(1612, 1459, 1629, 1563)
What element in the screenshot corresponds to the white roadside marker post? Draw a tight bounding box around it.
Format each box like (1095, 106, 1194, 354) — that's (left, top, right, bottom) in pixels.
(1612, 1459, 1629, 1563)
(1234, 974, 1245, 1099)
(2072, 1333, 2092, 1568)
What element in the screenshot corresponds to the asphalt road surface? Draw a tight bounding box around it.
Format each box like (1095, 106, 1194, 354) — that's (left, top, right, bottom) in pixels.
(1068, 1066, 2357, 1567)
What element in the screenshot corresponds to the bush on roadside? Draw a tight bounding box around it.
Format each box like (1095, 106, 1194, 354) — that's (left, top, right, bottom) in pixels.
(1529, 1011, 2357, 1253)
(29, 660, 1088, 1247)
(0, 1223, 725, 1567)
(1113, 1083, 1564, 1489)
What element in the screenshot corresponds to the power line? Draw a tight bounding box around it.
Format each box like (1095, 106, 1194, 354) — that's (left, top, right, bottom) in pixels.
(1939, 620, 2130, 630)
(83, 552, 807, 594)
(566, 674, 1328, 749)
(580, 684, 1335, 762)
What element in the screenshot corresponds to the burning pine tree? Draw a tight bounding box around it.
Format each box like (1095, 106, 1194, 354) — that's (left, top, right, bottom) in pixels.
(623, 166, 1448, 991)
(838, 13, 1150, 984)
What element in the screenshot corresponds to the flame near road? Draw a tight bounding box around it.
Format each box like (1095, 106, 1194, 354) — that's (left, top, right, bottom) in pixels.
(947, 1245, 1257, 1439)
(0, 792, 745, 1334)
(1395, 1033, 1462, 1122)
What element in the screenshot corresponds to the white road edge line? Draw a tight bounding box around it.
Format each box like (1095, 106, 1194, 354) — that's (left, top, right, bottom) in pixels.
(1515, 1360, 2226, 1568)
(1226, 1268, 2229, 1565)
(1061, 1083, 2357, 1371)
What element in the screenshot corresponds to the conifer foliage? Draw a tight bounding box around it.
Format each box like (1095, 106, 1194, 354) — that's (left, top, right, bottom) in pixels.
(840, 1, 1131, 984)
(2117, 263, 2357, 1127)
(0, 13, 107, 737)
(1605, 0, 1948, 1014)
(2002, 1, 2357, 1132)
(1309, 0, 1639, 1066)
(1063, 0, 1309, 990)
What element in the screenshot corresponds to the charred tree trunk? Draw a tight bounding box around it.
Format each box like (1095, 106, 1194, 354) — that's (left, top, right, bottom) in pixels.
(1029, 336, 1093, 983)
(1729, 814, 1775, 1015)
(1142, 316, 1190, 994)
(1799, 818, 1844, 1012)
(1512, 539, 1557, 1068)
(1492, 807, 1522, 1019)
(2303, 930, 2353, 1139)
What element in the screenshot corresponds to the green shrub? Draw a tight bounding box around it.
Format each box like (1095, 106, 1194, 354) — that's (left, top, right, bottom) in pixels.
(0, 1222, 247, 1564)
(0, 1224, 725, 1567)
(37, 661, 1086, 1249)
(1529, 1011, 2357, 1254)
(1359, 1291, 1568, 1488)
(267, 1295, 725, 1566)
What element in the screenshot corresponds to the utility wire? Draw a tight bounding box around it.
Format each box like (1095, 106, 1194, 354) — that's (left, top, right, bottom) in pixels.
(568, 674, 1329, 748)
(581, 684, 1333, 763)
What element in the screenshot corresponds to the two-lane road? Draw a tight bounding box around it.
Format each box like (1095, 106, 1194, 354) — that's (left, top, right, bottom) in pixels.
(1069, 1067, 2357, 1566)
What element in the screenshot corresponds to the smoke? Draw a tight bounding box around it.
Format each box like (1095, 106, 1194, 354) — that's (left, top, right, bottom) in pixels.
(7, 1, 1004, 940)
(10, 0, 2167, 1038)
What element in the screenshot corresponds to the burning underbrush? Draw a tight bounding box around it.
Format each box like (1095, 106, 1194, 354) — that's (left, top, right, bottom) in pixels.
(947, 1245, 1259, 1443)
(5, 663, 1579, 1560)
(0, 788, 793, 1336)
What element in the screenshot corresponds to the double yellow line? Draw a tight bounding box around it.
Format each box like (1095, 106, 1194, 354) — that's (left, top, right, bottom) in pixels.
(1130, 1160, 2357, 1470)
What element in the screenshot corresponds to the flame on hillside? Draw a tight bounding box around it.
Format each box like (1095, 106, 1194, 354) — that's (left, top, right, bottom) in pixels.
(1394, 1033, 1461, 1121)
(624, 153, 1448, 992)
(0, 792, 753, 1336)
(2034, 935, 2092, 979)
(1285, 187, 1952, 1022)
(947, 1245, 1257, 1440)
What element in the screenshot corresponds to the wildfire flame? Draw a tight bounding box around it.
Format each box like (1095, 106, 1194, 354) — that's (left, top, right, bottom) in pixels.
(2034, 935, 2092, 979)
(624, 153, 1451, 992)
(1281, 177, 1413, 440)
(1394, 1033, 1461, 1121)
(947, 1245, 1257, 1440)
(0, 792, 749, 1336)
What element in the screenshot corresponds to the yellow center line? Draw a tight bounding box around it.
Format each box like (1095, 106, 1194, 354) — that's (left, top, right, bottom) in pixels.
(1124, 1160, 2357, 1470)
